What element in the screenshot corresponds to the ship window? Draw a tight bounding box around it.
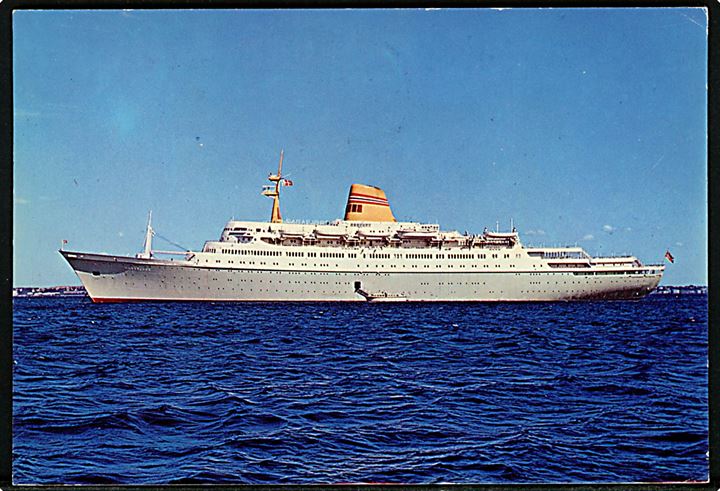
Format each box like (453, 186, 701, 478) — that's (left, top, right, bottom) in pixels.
(357, 204, 363, 212)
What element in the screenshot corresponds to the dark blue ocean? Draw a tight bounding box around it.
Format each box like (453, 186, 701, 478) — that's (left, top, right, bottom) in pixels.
(13, 295, 708, 484)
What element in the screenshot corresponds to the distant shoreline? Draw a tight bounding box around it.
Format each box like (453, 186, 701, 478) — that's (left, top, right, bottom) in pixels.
(13, 285, 87, 298)
(651, 285, 707, 296)
(12, 284, 708, 298)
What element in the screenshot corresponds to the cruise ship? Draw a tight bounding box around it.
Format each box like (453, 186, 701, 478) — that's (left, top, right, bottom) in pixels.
(60, 152, 665, 302)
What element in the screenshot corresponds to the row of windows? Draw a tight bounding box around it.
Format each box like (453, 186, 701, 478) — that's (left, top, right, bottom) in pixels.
(346, 203, 365, 213)
(211, 248, 283, 257)
(224, 227, 262, 233)
(208, 249, 537, 262)
(407, 253, 433, 259)
(207, 248, 532, 259)
(320, 252, 345, 258)
(210, 249, 335, 259)
(573, 270, 651, 276)
(528, 251, 587, 259)
(449, 253, 474, 259)
(548, 262, 590, 269)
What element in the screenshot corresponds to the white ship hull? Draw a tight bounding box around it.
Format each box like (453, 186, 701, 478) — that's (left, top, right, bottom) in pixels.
(60, 170, 666, 303)
(61, 250, 662, 303)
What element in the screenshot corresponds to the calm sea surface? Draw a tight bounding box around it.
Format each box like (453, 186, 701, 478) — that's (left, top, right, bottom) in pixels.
(13, 295, 708, 484)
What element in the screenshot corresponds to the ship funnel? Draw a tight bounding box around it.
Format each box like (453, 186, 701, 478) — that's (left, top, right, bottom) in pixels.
(343, 184, 396, 222)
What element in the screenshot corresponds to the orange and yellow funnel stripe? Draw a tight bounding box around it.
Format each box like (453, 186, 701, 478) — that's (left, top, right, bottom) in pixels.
(343, 184, 396, 222)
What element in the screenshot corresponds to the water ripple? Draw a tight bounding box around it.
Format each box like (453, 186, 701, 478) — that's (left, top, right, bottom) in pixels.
(13, 295, 708, 484)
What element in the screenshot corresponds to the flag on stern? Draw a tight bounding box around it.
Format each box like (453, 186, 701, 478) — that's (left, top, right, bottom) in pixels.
(665, 250, 675, 263)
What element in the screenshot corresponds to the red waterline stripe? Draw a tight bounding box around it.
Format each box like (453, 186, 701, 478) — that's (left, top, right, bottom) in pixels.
(91, 296, 644, 303)
(91, 297, 364, 303)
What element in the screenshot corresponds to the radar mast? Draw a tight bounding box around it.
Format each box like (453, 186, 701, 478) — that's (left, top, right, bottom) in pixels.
(261, 150, 292, 223)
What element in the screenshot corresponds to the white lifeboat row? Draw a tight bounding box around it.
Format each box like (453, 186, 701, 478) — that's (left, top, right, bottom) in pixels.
(266, 228, 520, 247)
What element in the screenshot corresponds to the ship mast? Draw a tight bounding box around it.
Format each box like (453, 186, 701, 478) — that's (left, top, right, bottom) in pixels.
(262, 150, 288, 223)
(137, 210, 154, 259)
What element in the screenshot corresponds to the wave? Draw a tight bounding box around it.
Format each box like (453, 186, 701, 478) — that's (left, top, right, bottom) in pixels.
(12, 295, 709, 484)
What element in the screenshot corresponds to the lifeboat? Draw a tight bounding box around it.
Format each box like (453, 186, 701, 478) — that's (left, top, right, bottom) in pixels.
(397, 230, 439, 240)
(484, 231, 519, 239)
(313, 226, 348, 239)
(357, 230, 391, 239)
(278, 230, 305, 238)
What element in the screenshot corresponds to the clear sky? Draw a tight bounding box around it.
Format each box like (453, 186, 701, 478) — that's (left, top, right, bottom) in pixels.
(13, 8, 707, 287)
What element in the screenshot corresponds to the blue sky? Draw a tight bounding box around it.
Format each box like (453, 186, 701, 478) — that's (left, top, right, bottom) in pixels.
(13, 8, 707, 287)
